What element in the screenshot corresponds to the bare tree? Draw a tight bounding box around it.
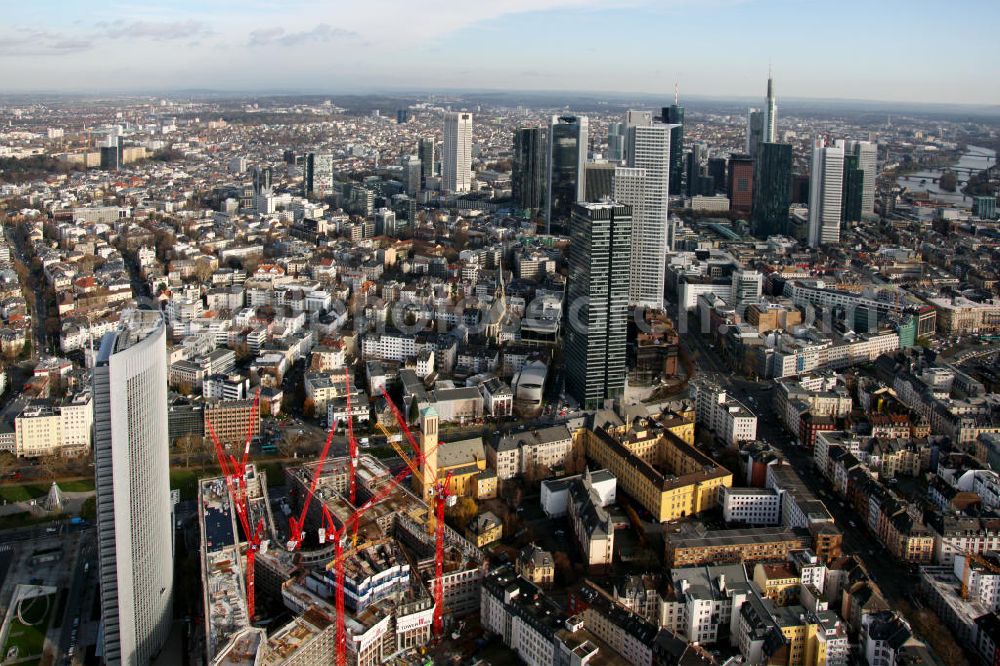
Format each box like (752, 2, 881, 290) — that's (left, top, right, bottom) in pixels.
(0, 451, 16, 478)
(36, 453, 67, 480)
(175, 434, 201, 468)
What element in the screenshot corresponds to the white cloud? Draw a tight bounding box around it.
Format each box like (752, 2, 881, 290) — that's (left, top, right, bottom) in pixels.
(0, 30, 94, 56)
(108, 19, 215, 41)
(248, 23, 359, 47)
(242, 0, 639, 48)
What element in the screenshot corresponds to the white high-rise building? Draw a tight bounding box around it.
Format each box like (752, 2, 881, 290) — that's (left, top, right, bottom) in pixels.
(624, 109, 653, 128)
(838, 139, 877, 215)
(443, 112, 473, 193)
(807, 139, 844, 248)
(93, 312, 173, 665)
(622, 122, 675, 308)
(764, 75, 777, 143)
(613, 166, 647, 303)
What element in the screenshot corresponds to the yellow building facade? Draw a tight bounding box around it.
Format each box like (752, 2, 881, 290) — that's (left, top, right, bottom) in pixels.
(581, 416, 731, 523)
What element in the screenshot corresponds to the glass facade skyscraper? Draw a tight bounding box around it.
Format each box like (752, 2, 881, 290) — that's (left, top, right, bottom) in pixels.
(746, 109, 765, 158)
(708, 157, 726, 194)
(546, 115, 588, 235)
(751, 142, 792, 238)
(565, 202, 631, 410)
(607, 122, 625, 162)
(304, 152, 334, 198)
(512, 127, 547, 213)
(662, 105, 685, 195)
(837, 139, 877, 215)
(417, 138, 436, 185)
(584, 162, 616, 202)
(841, 153, 864, 225)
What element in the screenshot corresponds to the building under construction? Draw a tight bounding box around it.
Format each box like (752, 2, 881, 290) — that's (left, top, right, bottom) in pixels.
(199, 454, 486, 665)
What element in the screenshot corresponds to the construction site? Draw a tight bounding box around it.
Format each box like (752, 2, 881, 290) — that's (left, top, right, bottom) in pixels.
(198, 372, 487, 665)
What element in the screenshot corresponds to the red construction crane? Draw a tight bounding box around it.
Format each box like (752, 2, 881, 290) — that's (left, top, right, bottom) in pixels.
(345, 367, 358, 505)
(205, 388, 264, 619)
(432, 471, 454, 640)
(289, 389, 456, 666)
(286, 416, 340, 551)
(318, 505, 348, 666)
(379, 387, 424, 469)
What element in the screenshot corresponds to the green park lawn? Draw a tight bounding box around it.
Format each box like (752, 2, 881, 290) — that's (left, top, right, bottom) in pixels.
(0, 483, 48, 503)
(2, 591, 55, 665)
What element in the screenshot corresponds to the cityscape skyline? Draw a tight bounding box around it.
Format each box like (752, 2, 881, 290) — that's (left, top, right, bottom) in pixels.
(0, 5, 998, 664)
(1, 0, 998, 106)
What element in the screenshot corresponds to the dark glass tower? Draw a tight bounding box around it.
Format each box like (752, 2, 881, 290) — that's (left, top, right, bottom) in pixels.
(546, 115, 588, 235)
(841, 154, 864, 225)
(662, 105, 685, 195)
(708, 158, 726, 194)
(417, 138, 436, 185)
(565, 202, 631, 410)
(512, 127, 547, 212)
(751, 143, 793, 238)
(584, 163, 615, 202)
(686, 143, 704, 197)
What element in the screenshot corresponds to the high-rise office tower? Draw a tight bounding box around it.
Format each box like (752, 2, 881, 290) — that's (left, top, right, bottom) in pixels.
(840, 154, 864, 225)
(396, 109, 410, 124)
(403, 155, 422, 196)
(512, 127, 547, 212)
(837, 140, 877, 215)
(624, 109, 653, 127)
(417, 138, 436, 185)
(751, 143, 792, 238)
(662, 105, 685, 195)
(696, 175, 717, 197)
(763, 74, 778, 144)
(792, 174, 810, 205)
(304, 152, 334, 198)
(746, 109, 765, 158)
(584, 163, 616, 202)
(252, 165, 272, 196)
(807, 138, 845, 247)
(93, 312, 173, 665)
(100, 137, 122, 171)
(686, 143, 705, 198)
(565, 202, 631, 410)
(613, 165, 648, 293)
(707, 157, 726, 194)
(728, 154, 755, 214)
(443, 112, 473, 193)
(546, 115, 588, 235)
(607, 123, 625, 162)
(623, 121, 674, 307)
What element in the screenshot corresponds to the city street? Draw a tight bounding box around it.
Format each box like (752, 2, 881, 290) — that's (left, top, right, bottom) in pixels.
(683, 326, 957, 659)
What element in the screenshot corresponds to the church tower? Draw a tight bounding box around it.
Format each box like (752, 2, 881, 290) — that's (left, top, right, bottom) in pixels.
(414, 405, 439, 501)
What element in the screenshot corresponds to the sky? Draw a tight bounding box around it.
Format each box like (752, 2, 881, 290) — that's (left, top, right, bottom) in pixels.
(0, 0, 997, 105)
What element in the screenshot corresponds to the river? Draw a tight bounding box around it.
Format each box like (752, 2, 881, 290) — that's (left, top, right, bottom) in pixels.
(896, 144, 996, 207)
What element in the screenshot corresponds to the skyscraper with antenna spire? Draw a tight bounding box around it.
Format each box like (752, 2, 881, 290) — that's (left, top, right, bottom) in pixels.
(662, 83, 684, 196)
(764, 68, 777, 143)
